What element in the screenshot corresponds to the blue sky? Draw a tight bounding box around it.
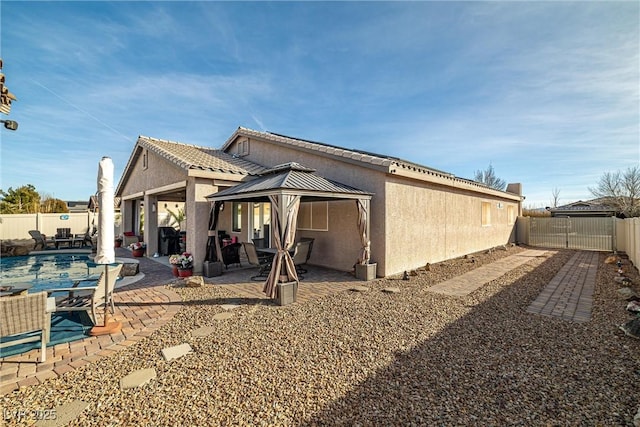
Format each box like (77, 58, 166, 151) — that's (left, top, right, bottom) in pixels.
(1, 1, 638, 208)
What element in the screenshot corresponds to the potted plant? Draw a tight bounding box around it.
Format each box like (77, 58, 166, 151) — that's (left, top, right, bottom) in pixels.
(176, 252, 194, 277)
(114, 235, 123, 248)
(129, 241, 146, 257)
(169, 254, 181, 277)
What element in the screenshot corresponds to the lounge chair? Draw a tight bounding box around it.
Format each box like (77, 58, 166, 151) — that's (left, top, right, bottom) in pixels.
(242, 242, 272, 281)
(292, 240, 313, 276)
(28, 230, 54, 250)
(45, 264, 123, 325)
(0, 292, 50, 362)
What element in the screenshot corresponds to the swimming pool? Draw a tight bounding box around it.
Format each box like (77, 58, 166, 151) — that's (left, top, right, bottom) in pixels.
(0, 253, 112, 292)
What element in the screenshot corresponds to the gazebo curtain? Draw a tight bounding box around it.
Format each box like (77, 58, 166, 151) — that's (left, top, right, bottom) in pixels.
(205, 201, 224, 264)
(263, 194, 301, 298)
(356, 198, 370, 265)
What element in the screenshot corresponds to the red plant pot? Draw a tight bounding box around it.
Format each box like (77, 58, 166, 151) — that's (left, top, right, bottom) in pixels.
(172, 266, 179, 277)
(114, 240, 122, 248)
(132, 249, 145, 257)
(178, 268, 193, 278)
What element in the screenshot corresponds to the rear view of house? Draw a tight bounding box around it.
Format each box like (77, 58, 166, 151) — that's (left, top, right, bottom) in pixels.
(116, 127, 523, 277)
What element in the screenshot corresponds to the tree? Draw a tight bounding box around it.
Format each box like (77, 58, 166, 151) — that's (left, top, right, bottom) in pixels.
(40, 196, 69, 213)
(167, 207, 185, 228)
(589, 166, 640, 217)
(0, 184, 41, 213)
(474, 163, 506, 191)
(551, 187, 561, 208)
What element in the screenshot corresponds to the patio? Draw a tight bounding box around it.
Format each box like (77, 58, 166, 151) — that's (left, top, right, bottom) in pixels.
(0, 247, 362, 394)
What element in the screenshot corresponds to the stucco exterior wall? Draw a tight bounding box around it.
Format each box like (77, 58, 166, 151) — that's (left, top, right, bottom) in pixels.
(227, 135, 519, 277)
(227, 137, 387, 273)
(384, 177, 519, 275)
(118, 147, 185, 197)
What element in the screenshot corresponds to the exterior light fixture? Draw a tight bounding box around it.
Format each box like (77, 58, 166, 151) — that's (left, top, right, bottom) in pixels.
(1, 119, 18, 131)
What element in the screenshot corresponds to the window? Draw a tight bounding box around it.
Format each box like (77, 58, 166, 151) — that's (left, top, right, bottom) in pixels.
(297, 202, 328, 231)
(507, 206, 515, 225)
(142, 149, 148, 170)
(481, 202, 491, 226)
(232, 203, 242, 232)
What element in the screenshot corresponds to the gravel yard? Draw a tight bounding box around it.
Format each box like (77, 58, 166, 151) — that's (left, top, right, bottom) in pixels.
(2, 247, 639, 426)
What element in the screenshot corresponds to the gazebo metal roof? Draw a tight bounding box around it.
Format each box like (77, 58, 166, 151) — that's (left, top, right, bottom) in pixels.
(206, 162, 372, 202)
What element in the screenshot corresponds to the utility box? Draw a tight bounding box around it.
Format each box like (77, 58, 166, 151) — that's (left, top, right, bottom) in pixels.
(276, 281, 297, 306)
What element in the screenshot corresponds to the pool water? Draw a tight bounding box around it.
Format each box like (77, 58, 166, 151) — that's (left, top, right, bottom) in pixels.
(0, 253, 108, 292)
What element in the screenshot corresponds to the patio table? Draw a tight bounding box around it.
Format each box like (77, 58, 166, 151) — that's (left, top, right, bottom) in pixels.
(54, 238, 75, 249)
(0, 283, 33, 297)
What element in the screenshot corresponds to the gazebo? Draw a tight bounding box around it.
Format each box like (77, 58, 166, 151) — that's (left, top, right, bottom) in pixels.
(205, 162, 373, 300)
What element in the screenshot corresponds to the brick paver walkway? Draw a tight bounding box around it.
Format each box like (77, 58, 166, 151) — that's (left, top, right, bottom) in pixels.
(526, 251, 599, 323)
(428, 249, 549, 297)
(0, 248, 180, 395)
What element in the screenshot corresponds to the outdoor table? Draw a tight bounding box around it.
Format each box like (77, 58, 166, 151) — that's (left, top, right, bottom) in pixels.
(54, 238, 75, 249)
(0, 283, 33, 297)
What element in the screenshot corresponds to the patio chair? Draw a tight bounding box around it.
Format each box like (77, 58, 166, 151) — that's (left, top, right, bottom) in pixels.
(28, 230, 54, 250)
(0, 292, 50, 362)
(299, 237, 315, 264)
(242, 242, 272, 281)
(292, 240, 313, 276)
(56, 228, 72, 239)
(221, 242, 242, 269)
(45, 264, 123, 325)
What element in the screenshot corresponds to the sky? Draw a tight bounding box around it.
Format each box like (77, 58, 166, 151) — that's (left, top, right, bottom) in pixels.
(0, 1, 638, 209)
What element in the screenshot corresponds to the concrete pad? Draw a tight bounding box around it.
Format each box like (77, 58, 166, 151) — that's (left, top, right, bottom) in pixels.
(382, 287, 401, 294)
(35, 400, 90, 427)
(350, 286, 370, 292)
(120, 368, 157, 390)
(213, 312, 234, 321)
(161, 343, 193, 362)
(191, 326, 216, 337)
(220, 304, 241, 310)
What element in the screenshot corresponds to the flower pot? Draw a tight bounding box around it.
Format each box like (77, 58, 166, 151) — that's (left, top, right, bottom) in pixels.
(178, 268, 193, 278)
(355, 263, 377, 281)
(114, 240, 122, 248)
(132, 248, 145, 257)
(172, 266, 179, 277)
(203, 261, 223, 277)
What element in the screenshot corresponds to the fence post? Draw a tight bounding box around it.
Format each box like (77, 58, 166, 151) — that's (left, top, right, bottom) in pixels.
(612, 215, 617, 253)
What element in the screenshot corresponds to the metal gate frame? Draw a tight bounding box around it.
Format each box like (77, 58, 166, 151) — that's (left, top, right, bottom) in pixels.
(524, 216, 616, 251)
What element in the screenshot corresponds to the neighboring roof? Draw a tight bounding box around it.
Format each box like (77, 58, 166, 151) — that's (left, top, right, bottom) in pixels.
(88, 195, 121, 211)
(116, 135, 269, 196)
(222, 127, 522, 200)
(207, 162, 372, 202)
(549, 198, 618, 216)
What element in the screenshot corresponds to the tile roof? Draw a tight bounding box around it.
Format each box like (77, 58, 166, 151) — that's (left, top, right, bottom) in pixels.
(138, 135, 267, 176)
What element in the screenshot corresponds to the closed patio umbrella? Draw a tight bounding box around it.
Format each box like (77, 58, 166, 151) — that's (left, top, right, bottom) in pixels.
(90, 157, 121, 336)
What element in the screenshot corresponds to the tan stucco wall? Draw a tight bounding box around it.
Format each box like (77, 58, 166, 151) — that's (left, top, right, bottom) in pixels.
(228, 135, 519, 277)
(384, 178, 519, 276)
(228, 137, 387, 273)
(118, 147, 186, 196)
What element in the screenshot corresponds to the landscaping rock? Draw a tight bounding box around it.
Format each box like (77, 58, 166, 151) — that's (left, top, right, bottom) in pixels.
(185, 276, 204, 288)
